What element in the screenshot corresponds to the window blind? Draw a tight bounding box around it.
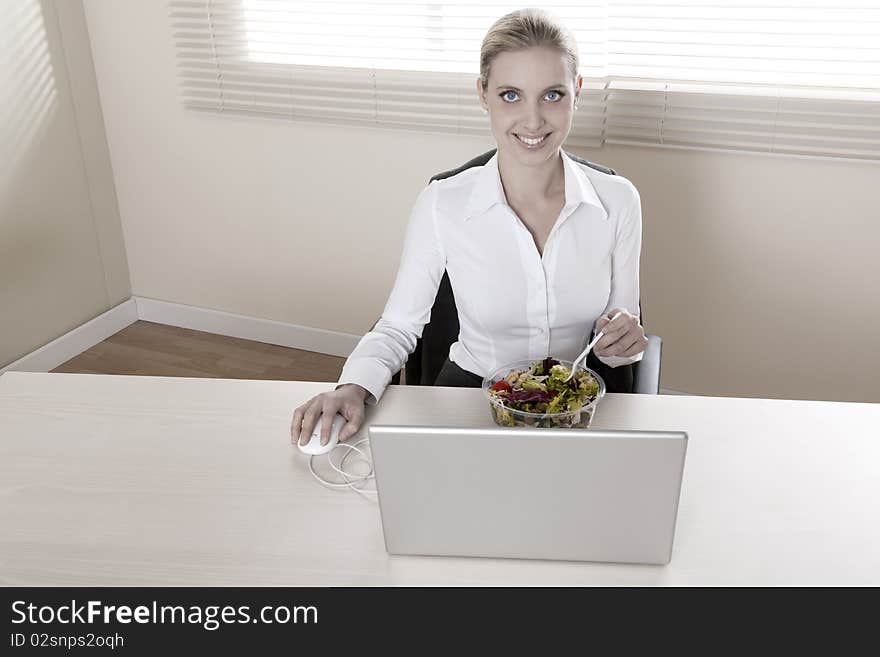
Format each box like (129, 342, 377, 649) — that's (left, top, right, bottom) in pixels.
(170, 0, 880, 160)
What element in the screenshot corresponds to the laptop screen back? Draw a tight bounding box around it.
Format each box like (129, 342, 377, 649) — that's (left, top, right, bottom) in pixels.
(368, 425, 688, 565)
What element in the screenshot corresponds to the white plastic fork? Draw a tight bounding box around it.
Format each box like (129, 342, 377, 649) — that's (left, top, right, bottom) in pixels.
(563, 311, 623, 383)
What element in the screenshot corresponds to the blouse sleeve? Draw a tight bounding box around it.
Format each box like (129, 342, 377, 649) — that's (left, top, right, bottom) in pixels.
(594, 180, 644, 369)
(336, 181, 446, 404)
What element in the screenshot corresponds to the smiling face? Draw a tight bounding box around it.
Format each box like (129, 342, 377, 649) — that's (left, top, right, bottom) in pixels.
(477, 46, 582, 164)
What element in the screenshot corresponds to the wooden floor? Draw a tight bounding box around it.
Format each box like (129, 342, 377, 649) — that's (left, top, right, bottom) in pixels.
(51, 320, 348, 382)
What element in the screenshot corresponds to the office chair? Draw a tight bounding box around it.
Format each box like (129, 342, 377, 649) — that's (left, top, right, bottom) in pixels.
(385, 148, 663, 394)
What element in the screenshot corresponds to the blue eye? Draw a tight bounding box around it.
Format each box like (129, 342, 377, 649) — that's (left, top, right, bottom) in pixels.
(546, 90, 561, 101)
(501, 90, 519, 102)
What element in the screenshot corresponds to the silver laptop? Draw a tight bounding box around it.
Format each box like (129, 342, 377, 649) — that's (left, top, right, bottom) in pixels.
(368, 425, 688, 565)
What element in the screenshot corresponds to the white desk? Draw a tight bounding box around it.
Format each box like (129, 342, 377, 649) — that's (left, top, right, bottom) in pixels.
(1, 371, 878, 585)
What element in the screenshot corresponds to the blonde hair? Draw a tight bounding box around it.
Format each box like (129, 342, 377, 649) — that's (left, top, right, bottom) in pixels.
(479, 8, 580, 92)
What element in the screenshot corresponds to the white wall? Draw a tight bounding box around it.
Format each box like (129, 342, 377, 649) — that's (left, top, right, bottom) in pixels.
(1, 0, 130, 369)
(82, 0, 880, 403)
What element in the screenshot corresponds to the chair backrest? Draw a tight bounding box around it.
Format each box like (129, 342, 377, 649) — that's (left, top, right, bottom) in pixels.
(403, 148, 636, 393)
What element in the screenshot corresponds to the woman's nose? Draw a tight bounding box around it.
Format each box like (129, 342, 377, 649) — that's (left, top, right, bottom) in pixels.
(520, 103, 545, 131)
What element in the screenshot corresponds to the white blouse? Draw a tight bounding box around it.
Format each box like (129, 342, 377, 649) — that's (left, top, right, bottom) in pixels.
(338, 150, 643, 405)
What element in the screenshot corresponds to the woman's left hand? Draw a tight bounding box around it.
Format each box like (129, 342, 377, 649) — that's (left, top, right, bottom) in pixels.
(593, 308, 648, 358)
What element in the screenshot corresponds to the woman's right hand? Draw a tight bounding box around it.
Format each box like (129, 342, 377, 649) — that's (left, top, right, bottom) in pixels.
(290, 383, 369, 448)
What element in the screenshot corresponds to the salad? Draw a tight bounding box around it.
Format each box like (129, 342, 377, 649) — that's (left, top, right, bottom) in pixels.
(485, 357, 601, 428)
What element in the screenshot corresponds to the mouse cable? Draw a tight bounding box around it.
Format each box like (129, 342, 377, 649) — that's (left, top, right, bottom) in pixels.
(307, 438, 377, 501)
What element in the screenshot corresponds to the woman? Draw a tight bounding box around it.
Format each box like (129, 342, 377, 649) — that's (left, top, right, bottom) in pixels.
(292, 8, 648, 448)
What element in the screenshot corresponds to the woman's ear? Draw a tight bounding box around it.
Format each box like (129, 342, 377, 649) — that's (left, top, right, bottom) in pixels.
(475, 77, 488, 112)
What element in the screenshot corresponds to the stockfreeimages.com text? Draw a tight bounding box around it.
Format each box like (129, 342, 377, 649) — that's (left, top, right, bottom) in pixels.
(11, 600, 317, 631)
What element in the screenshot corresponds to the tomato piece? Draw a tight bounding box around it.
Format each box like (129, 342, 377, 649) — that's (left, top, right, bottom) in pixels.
(490, 380, 511, 392)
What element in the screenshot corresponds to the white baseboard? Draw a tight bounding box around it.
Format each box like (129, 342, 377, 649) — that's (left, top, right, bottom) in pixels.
(1, 296, 361, 376)
(0, 299, 139, 376)
(134, 296, 360, 358)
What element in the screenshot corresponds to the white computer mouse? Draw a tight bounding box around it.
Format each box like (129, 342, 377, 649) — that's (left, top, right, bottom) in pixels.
(297, 413, 345, 456)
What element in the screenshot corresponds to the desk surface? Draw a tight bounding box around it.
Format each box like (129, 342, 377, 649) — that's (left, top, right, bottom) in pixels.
(2, 371, 878, 586)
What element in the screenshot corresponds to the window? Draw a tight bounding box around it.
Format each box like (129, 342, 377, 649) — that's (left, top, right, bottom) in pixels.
(171, 0, 880, 160)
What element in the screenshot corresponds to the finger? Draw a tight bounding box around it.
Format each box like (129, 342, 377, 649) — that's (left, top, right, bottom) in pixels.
(593, 333, 616, 354)
(337, 415, 362, 443)
(608, 323, 646, 356)
(624, 322, 647, 351)
(602, 310, 634, 337)
(333, 395, 365, 444)
(595, 320, 631, 351)
(594, 337, 623, 357)
(596, 320, 641, 356)
(608, 331, 641, 356)
(320, 401, 340, 446)
(621, 335, 649, 357)
(594, 324, 619, 352)
(594, 316, 618, 342)
(338, 424, 356, 444)
(290, 408, 304, 443)
(599, 308, 623, 326)
(339, 403, 365, 443)
(299, 403, 321, 446)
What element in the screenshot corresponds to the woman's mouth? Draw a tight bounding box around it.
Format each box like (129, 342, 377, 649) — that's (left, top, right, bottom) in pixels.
(514, 132, 551, 149)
